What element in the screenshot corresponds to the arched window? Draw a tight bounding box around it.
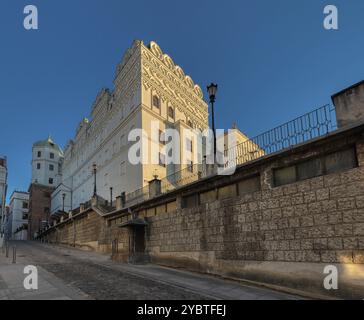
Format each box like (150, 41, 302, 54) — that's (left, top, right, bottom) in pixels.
(152, 95, 160, 109)
(168, 107, 175, 119)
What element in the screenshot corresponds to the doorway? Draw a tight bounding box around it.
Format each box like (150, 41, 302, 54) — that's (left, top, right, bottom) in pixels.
(129, 226, 148, 264)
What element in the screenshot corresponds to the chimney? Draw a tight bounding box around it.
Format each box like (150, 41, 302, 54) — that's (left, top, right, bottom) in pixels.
(332, 80, 364, 128)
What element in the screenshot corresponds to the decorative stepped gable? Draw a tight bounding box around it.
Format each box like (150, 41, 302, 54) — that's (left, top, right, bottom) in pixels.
(140, 41, 209, 130)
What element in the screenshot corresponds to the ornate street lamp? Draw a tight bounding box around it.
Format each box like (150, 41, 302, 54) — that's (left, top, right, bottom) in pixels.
(207, 83, 218, 160)
(62, 193, 66, 212)
(92, 163, 97, 197)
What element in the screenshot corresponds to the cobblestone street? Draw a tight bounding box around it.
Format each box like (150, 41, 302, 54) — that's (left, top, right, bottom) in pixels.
(0, 241, 301, 300)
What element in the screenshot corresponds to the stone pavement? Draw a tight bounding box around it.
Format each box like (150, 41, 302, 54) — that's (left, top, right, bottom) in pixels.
(0, 241, 302, 300)
(0, 243, 89, 300)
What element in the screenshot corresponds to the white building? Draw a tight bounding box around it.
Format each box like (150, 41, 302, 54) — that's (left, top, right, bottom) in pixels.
(51, 40, 209, 213)
(0, 156, 8, 244)
(31, 135, 64, 187)
(8, 191, 29, 240)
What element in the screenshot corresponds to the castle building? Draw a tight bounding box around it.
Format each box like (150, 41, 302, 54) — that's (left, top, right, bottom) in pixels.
(28, 136, 63, 239)
(51, 40, 209, 213)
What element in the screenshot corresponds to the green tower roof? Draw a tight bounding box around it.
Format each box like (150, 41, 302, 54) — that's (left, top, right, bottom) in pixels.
(33, 135, 63, 156)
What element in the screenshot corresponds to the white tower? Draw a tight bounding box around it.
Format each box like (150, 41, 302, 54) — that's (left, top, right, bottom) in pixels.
(31, 135, 64, 187)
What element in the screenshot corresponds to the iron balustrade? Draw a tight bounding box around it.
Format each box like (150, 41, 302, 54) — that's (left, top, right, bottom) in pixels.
(225, 104, 337, 168)
(124, 185, 150, 207)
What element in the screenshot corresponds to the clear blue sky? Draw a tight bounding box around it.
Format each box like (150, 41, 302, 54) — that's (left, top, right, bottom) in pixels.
(1, 0, 363, 201)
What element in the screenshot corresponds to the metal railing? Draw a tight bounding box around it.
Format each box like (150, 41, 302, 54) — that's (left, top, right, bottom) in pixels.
(124, 184, 150, 207)
(95, 195, 116, 212)
(160, 164, 205, 194)
(225, 104, 337, 168)
(111, 104, 338, 209)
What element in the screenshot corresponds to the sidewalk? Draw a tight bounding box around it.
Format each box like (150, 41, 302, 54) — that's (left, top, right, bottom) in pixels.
(0, 245, 89, 300)
(40, 243, 301, 300)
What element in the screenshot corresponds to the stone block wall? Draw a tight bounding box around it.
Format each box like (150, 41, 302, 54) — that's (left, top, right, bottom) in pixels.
(45, 211, 131, 254)
(145, 138, 364, 268)
(146, 166, 364, 265)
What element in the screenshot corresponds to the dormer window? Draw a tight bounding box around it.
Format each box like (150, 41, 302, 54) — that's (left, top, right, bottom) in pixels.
(153, 95, 160, 109)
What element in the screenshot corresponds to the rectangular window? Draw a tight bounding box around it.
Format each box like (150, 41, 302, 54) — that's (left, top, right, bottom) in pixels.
(37, 151, 41, 158)
(49, 178, 53, 185)
(22, 201, 28, 209)
(238, 176, 261, 195)
(120, 135, 125, 148)
(297, 158, 322, 181)
(274, 166, 296, 187)
(159, 153, 166, 167)
(153, 95, 160, 109)
(120, 161, 126, 176)
(49, 164, 54, 171)
(182, 194, 198, 209)
(168, 107, 175, 119)
(159, 130, 165, 145)
(200, 190, 216, 204)
(187, 161, 194, 172)
(37, 163, 41, 170)
(186, 138, 193, 152)
(325, 148, 357, 174)
(274, 147, 357, 187)
(104, 173, 108, 187)
(218, 184, 237, 200)
(50, 153, 54, 159)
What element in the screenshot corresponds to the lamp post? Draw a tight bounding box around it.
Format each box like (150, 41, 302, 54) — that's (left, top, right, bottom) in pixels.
(92, 163, 97, 197)
(62, 193, 66, 212)
(207, 83, 218, 161)
(110, 187, 113, 206)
